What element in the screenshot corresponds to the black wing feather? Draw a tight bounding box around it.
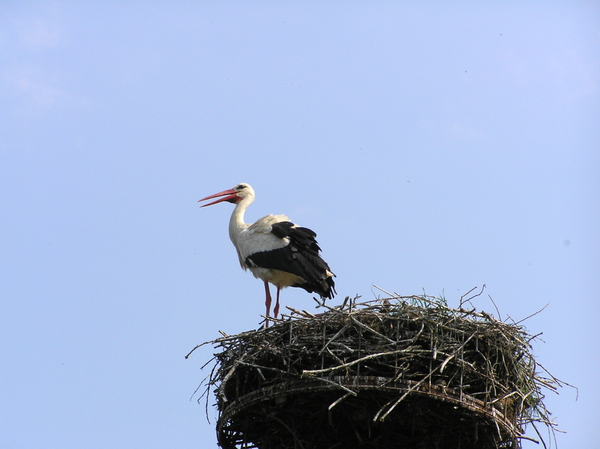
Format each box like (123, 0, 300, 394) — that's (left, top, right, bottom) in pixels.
(245, 221, 335, 299)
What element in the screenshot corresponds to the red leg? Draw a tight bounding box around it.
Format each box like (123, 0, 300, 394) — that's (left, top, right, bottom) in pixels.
(273, 287, 281, 318)
(263, 280, 272, 318)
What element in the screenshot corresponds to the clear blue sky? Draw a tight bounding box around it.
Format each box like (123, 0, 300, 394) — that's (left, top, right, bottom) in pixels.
(1, 2, 598, 448)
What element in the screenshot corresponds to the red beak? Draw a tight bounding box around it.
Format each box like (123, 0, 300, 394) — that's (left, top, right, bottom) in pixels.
(198, 188, 239, 207)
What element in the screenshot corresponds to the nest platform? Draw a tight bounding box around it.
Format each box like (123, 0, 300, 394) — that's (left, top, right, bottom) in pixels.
(191, 295, 562, 449)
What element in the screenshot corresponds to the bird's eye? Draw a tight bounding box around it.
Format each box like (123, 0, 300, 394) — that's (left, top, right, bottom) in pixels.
(237, 184, 246, 190)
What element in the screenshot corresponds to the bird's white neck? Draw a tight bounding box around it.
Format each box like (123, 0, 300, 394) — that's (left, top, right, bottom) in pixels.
(228, 196, 252, 244)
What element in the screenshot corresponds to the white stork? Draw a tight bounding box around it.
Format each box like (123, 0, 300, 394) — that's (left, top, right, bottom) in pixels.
(199, 183, 335, 323)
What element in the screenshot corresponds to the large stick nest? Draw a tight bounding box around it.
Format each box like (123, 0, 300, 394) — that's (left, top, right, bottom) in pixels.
(189, 293, 565, 449)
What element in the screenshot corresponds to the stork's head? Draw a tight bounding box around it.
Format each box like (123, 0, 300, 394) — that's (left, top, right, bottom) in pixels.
(198, 183, 255, 207)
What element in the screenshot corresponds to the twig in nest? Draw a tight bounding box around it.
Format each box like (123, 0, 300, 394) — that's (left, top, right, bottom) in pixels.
(460, 284, 486, 308)
(515, 303, 549, 325)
